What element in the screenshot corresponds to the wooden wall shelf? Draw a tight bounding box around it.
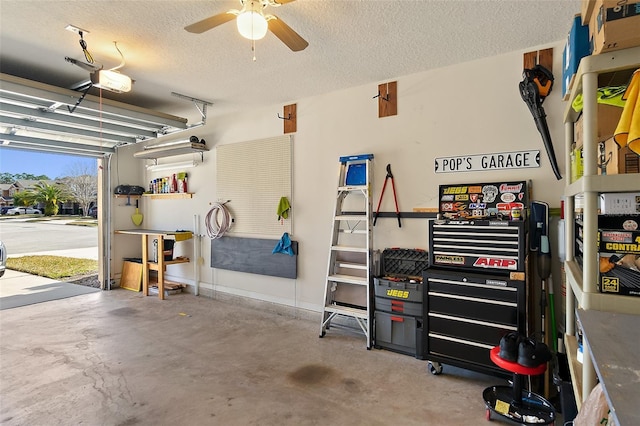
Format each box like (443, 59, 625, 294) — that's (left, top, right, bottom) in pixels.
(142, 193, 193, 199)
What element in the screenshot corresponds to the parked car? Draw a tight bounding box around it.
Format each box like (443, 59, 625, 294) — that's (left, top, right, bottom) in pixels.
(88, 206, 98, 218)
(6, 207, 42, 215)
(0, 240, 6, 278)
(0, 206, 10, 215)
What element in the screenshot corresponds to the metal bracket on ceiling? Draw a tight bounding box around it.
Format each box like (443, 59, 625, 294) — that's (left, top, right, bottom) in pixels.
(171, 92, 213, 127)
(67, 83, 93, 114)
(40, 102, 65, 113)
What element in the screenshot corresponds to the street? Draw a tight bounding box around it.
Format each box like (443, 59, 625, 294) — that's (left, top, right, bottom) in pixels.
(0, 218, 97, 256)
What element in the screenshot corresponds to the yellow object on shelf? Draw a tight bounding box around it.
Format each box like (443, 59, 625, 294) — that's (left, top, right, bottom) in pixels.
(174, 231, 193, 242)
(614, 69, 640, 155)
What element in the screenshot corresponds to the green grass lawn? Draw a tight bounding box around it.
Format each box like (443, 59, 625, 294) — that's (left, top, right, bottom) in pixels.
(7, 256, 98, 279)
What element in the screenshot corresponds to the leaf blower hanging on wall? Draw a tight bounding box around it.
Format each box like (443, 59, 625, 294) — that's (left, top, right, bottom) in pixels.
(519, 65, 562, 180)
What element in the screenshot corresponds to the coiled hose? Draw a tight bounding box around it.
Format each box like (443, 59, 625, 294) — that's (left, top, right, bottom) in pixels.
(205, 202, 232, 239)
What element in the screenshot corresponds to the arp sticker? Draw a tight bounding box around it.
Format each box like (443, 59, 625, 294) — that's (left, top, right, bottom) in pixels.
(473, 257, 518, 270)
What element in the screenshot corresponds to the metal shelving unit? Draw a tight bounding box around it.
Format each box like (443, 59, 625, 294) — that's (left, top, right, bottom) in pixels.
(562, 46, 640, 408)
(133, 141, 208, 159)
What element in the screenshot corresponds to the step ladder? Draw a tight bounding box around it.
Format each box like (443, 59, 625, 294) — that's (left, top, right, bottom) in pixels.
(319, 154, 374, 348)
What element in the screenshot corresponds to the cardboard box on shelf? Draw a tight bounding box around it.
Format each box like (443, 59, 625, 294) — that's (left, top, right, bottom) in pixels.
(598, 229, 640, 252)
(589, 0, 640, 54)
(574, 104, 623, 148)
(597, 138, 640, 176)
(563, 14, 591, 100)
(581, 0, 597, 24)
(619, 146, 640, 174)
(597, 229, 640, 296)
(596, 138, 619, 175)
(597, 214, 640, 231)
(571, 146, 584, 183)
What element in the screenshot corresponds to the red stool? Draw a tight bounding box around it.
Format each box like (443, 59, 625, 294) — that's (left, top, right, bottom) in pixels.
(483, 347, 555, 424)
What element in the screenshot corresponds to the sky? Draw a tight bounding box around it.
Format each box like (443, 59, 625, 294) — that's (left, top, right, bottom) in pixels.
(0, 148, 98, 179)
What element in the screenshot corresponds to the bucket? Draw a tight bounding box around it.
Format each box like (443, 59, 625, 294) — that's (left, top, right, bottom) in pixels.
(153, 239, 175, 262)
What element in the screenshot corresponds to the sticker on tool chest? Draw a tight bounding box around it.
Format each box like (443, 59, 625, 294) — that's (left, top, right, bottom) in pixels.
(438, 181, 528, 220)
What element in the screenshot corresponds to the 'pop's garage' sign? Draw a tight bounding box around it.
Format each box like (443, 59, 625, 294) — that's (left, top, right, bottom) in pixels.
(434, 150, 540, 173)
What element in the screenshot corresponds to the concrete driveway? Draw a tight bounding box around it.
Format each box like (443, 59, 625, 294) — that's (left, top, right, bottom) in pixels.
(0, 218, 100, 309)
(0, 268, 100, 310)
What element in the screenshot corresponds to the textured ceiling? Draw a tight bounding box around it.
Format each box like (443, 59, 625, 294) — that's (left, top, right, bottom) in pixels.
(0, 0, 580, 124)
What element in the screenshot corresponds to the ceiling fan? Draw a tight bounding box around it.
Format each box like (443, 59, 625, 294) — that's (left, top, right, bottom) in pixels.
(184, 0, 308, 52)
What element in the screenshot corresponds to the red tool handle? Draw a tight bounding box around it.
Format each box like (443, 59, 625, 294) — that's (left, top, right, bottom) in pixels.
(373, 177, 388, 226)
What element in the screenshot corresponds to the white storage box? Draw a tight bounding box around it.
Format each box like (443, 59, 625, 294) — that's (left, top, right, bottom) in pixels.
(599, 192, 640, 214)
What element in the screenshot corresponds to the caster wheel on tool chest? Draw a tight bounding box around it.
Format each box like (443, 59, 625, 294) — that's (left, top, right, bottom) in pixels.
(428, 361, 443, 375)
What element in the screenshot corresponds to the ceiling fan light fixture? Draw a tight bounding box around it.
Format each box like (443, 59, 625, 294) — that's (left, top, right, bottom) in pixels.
(236, 10, 268, 40)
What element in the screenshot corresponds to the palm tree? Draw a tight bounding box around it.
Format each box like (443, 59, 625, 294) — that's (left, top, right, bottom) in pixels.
(11, 191, 30, 208)
(21, 181, 72, 216)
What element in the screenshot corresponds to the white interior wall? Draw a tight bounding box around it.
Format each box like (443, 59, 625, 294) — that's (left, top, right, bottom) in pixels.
(110, 40, 567, 313)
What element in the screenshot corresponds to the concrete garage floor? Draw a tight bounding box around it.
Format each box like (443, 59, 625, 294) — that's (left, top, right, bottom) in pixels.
(0, 289, 502, 425)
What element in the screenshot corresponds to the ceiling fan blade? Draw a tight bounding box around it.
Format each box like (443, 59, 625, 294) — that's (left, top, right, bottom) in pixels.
(268, 15, 308, 52)
(185, 12, 237, 34)
(271, 0, 297, 4)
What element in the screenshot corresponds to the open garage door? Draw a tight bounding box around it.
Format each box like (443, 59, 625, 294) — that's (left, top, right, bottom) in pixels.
(0, 73, 192, 289)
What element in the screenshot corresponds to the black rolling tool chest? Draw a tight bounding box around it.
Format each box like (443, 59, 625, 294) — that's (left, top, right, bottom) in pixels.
(373, 248, 429, 358)
(425, 219, 528, 377)
(423, 268, 526, 377)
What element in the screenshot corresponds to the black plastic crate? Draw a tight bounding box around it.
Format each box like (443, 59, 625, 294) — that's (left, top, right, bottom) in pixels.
(374, 311, 426, 359)
(380, 248, 429, 280)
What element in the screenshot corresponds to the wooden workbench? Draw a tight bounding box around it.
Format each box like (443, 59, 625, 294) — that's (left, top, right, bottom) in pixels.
(115, 229, 192, 300)
(576, 308, 640, 425)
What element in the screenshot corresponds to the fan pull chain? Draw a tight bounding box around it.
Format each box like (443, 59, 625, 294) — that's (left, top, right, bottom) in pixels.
(252, 39, 257, 62)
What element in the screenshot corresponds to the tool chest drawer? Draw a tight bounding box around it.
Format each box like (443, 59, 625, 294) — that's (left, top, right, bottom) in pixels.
(423, 267, 526, 377)
(373, 278, 423, 303)
(375, 297, 422, 317)
(374, 311, 425, 359)
(428, 313, 516, 347)
(427, 334, 495, 371)
(428, 290, 519, 326)
(429, 220, 526, 274)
